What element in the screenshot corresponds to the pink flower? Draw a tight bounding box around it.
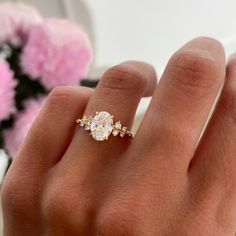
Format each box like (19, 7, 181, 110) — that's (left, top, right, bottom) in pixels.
(4, 97, 45, 158)
(0, 59, 16, 120)
(0, 3, 42, 46)
(21, 19, 93, 89)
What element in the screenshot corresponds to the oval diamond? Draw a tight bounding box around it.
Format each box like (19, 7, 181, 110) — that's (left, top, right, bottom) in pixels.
(90, 111, 113, 141)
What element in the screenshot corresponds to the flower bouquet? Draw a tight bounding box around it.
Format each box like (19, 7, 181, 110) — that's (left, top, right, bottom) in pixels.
(0, 3, 93, 163)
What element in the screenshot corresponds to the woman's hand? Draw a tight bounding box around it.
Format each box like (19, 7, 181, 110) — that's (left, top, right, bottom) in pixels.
(2, 37, 236, 236)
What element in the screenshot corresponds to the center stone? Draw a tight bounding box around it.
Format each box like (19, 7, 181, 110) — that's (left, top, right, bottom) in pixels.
(90, 111, 113, 141)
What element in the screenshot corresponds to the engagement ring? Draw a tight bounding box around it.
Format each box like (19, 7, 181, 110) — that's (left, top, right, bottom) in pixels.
(76, 111, 133, 141)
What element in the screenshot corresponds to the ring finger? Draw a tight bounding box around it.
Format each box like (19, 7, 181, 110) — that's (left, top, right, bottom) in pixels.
(65, 61, 157, 166)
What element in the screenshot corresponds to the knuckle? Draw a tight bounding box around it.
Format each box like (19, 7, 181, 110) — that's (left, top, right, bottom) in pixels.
(168, 50, 220, 90)
(1, 178, 15, 210)
(46, 86, 81, 113)
(49, 86, 71, 99)
(1, 176, 34, 216)
(42, 184, 72, 221)
(194, 37, 223, 48)
(42, 182, 96, 232)
(46, 87, 72, 110)
(45, 86, 87, 113)
(100, 64, 147, 93)
(96, 204, 137, 235)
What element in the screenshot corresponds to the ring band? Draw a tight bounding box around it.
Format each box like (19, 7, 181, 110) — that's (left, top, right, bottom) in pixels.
(76, 111, 133, 141)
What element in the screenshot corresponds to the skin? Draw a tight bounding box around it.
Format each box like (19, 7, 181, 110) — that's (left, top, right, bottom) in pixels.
(2, 37, 236, 235)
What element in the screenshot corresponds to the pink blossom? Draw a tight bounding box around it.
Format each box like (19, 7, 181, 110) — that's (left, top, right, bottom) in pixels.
(4, 97, 45, 158)
(21, 19, 93, 89)
(0, 3, 42, 46)
(0, 59, 16, 120)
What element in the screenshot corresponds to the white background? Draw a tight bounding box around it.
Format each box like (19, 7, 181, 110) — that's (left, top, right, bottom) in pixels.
(4, 0, 236, 75)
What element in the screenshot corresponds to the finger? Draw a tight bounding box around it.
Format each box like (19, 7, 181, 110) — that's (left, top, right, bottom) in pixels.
(66, 61, 157, 163)
(189, 54, 236, 215)
(134, 37, 225, 172)
(10, 86, 93, 173)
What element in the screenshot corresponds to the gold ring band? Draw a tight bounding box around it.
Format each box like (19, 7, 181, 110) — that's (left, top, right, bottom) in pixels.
(76, 111, 133, 141)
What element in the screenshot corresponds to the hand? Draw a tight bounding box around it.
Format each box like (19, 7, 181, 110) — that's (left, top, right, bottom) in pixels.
(2, 37, 236, 236)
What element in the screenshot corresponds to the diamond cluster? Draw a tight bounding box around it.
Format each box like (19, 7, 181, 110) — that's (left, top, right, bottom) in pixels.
(76, 111, 133, 141)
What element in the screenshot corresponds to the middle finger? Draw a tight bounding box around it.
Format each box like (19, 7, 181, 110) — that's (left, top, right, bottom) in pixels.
(135, 37, 225, 172)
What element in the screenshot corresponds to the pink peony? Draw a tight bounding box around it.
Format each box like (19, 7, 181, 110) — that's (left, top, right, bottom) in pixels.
(0, 3, 42, 46)
(0, 59, 16, 120)
(4, 97, 45, 158)
(21, 19, 93, 89)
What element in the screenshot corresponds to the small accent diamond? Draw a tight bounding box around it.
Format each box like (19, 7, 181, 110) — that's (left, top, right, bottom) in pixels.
(79, 120, 85, 127)
(112, 130, 119, 136)
(114, 121, 122, 130)
(85, 123, 91, 130)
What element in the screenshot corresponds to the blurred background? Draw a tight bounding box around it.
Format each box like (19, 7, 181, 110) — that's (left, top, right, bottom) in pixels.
(1, 0, 236, 75)
(1, 0, 236, 234)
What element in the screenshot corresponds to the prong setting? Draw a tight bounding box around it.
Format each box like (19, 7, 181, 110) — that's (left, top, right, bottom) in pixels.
(76, 111, 133, 141)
